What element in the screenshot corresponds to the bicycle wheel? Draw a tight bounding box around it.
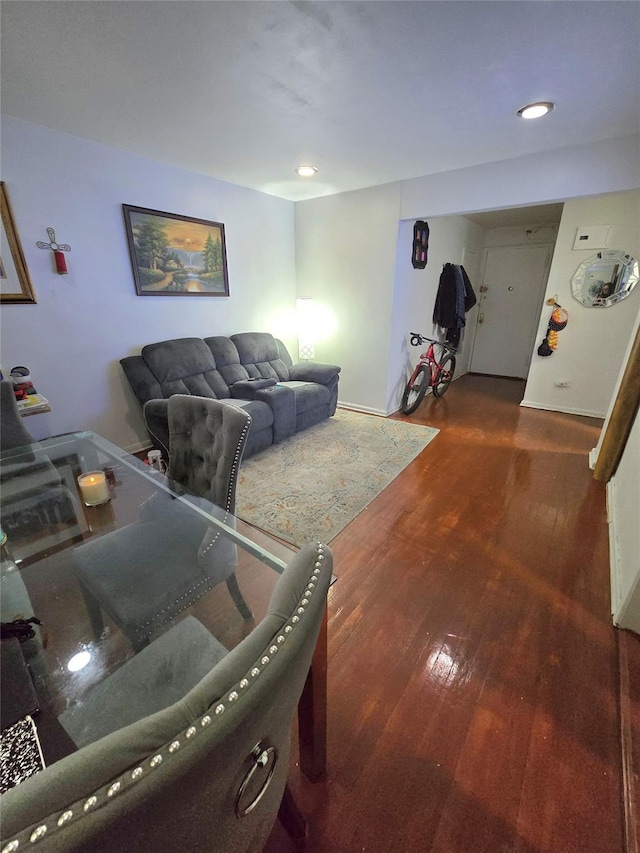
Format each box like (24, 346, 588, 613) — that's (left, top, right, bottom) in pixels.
(433, 354, 456, 397)
(401, 365, 431, 414)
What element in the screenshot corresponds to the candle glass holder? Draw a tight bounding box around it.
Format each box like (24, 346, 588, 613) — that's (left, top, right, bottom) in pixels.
(77, 471, 111, 507)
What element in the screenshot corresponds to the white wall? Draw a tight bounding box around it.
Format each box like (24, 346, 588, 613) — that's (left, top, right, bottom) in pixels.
(295, 182, 402, 415)
(388, 215, 485, 413)
(400, 136, 640, 219)
(0, 117, 296, 450)
(609, 406, 640, 633)
(592, 303, 640, 632)
(522, 190, 640, 418)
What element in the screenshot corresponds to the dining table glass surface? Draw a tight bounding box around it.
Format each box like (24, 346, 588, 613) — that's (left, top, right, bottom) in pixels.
(0, 430, 297, 773)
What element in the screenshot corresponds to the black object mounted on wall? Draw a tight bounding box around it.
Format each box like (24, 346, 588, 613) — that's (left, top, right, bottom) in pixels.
(412, 220, 430, 269)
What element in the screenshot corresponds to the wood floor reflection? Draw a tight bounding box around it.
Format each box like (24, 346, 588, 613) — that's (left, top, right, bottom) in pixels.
(265, 374, 638, 853)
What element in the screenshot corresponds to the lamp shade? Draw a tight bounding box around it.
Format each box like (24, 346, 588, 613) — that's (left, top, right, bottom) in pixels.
(296, 298, 315, 360)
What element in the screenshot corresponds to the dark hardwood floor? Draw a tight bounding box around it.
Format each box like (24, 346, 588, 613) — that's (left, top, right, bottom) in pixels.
(264, 374, 639, 853)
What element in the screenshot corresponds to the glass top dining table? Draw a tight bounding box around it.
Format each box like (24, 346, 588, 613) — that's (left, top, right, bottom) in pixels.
(0, 431, 328, 788)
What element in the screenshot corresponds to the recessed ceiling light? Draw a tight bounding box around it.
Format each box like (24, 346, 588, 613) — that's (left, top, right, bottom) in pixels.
(296, 165, 318, 177)
(517, 102, 555, 119)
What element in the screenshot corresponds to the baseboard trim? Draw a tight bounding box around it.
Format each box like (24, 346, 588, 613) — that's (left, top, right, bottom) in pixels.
(609, 479, 621, 620)
(618, 629, 639, 853)
(589, 447, 598, 470)
(337, 402, 388, 417)
(520, 399, 605, 419)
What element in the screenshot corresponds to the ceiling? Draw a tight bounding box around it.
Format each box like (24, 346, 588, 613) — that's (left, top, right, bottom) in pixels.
(1, 1, 639, 204)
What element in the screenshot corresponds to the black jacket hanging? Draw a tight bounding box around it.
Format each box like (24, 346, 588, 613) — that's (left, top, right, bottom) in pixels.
(433, 263, 477, 348)
(461, 266, 477, 312)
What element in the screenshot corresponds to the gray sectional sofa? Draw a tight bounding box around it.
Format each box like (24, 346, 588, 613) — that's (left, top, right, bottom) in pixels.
(121, 332, 341, 458)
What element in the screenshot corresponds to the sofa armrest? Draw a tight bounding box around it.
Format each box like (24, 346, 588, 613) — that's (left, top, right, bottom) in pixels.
(121, 356, 162, 406)
(289, 362, 341, 385)
(251, 385, 296, 442)
(142, 399, 170, 458)
(230, 378, 277, 398)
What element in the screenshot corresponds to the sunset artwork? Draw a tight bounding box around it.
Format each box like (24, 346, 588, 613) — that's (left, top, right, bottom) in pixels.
(122, 204, 229, 297)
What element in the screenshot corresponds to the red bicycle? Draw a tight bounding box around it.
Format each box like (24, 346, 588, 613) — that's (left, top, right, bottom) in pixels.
(401, 333, 457, 414)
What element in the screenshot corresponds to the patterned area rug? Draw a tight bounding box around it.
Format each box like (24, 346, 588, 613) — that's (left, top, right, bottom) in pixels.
(236, 408, 439, 548)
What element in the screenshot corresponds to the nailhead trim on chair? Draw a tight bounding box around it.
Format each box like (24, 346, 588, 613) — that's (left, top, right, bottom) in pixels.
(1, 543, 327, 853)
(198, 411, 252, 559)
(135, 409, 252, 637)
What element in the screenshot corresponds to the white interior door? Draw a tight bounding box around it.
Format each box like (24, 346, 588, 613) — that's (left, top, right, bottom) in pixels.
(470, 244, 552, 378)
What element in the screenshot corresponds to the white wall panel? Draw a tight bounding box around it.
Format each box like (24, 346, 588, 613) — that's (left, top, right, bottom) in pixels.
(522, 190, 640, 418)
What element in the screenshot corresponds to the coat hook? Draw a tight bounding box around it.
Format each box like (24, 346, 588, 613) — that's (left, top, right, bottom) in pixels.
(37, 227, 71, 274)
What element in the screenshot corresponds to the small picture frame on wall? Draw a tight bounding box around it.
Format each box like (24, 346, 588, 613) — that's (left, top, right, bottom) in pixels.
(1, 182, 37, 304)
(122, 204, 230, 297)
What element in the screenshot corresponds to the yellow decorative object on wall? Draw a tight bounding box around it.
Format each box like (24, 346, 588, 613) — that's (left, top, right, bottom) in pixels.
(538, 304, 569, 357)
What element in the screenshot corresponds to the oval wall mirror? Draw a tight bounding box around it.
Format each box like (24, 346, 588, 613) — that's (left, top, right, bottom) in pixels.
(571, 250, 639, 307)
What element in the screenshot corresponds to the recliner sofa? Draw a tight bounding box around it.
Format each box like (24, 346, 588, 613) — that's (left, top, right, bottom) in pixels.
(121, 332, 341, 458)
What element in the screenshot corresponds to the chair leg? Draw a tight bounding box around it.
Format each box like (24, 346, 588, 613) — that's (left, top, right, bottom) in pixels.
(225, 572, 253, 620)
(278, 784, 307, 842)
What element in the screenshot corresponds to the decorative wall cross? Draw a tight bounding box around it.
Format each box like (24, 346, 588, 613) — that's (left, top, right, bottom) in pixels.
(37, 227, 71, 274)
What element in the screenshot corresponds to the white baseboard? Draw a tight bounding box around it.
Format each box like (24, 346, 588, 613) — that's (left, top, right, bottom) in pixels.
(337, 402, 388, 417)
(588, 447, 598, 470)
(519, 399, 605, 419)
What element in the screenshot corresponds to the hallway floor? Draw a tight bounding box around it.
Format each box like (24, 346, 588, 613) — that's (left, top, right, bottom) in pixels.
(265, 374, 638, 853)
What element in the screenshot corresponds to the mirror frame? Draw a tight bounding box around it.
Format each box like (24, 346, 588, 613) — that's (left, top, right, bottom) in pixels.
(571, 249, 639, 308)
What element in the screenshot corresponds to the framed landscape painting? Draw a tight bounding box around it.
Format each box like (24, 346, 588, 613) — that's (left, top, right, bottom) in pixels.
(122, 204, 229, 297)
(1, 182, 37, 304)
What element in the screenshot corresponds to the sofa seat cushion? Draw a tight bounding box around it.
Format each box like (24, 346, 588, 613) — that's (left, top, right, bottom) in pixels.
(218, 398, 273, 434)
(279, 381, 330, 415)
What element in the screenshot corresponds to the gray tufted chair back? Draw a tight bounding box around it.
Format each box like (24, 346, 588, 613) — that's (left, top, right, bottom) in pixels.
(0, 542, 333, 852)
(166, 395, 251, 512)
(0, 379, 36, 452)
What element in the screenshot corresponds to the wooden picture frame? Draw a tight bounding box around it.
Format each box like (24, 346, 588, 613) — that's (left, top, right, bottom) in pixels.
(122, 204, 230, 297)
(1, 182, 37, 304)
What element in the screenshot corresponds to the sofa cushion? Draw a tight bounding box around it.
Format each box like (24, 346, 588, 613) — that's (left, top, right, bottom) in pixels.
(204, 336, 251, 387)
(142, 338, 230, 399)
(218, 399, 273, 434)
(279, 381, 330, 415)
(230, 332, 290, 381)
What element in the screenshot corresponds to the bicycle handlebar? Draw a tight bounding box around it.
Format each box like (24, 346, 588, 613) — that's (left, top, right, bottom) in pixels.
(409, 332, 455, 351)
(409, 333, 456, 352)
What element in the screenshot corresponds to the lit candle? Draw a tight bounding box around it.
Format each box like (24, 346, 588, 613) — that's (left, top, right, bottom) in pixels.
(77, 471, 110, 506)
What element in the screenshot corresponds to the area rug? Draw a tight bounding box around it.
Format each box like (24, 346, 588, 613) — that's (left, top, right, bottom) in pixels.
(236, 408, 439, 548)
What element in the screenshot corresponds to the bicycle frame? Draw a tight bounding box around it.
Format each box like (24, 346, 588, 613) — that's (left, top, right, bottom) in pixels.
(408, 340, 452, 389)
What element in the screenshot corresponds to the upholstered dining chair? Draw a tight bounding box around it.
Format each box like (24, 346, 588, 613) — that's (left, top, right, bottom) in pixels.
(0, 380, 78, 540)
(0, 541, 333, 853)
(0, 379, 37, 452)
(73, 396, 254, 652)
